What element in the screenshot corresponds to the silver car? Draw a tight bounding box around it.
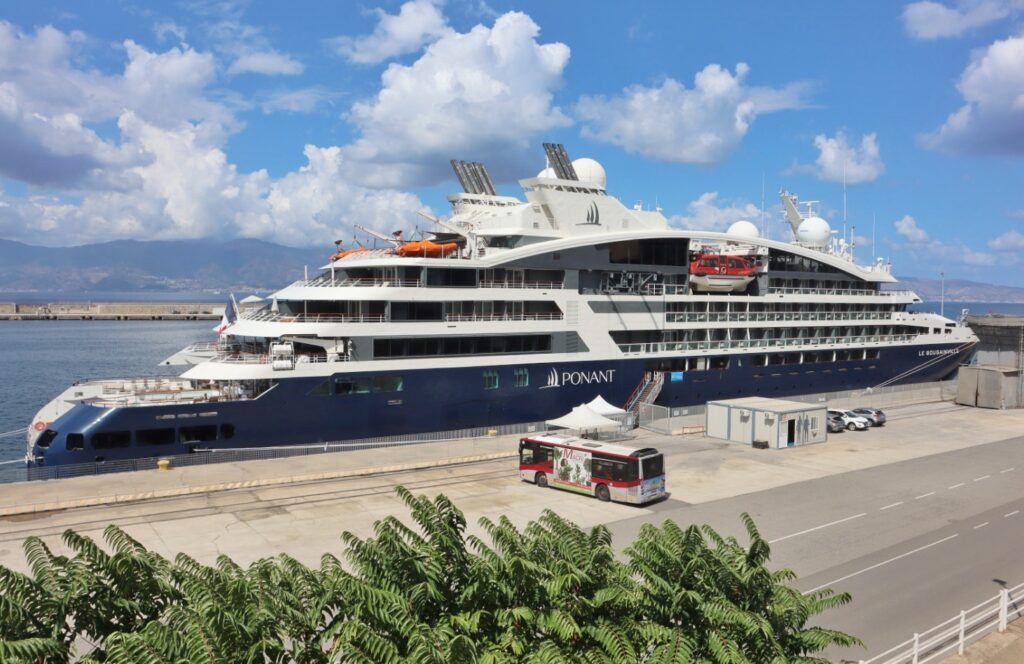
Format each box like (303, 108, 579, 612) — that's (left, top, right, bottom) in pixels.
(851, 407, 886, 426)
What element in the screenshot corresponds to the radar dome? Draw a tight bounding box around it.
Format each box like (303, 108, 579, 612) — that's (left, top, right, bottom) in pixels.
(536, 167, 557, 179)
(796, 216, 831, 248)
(726, 220, 760, 239)
(572, 158, 607, 189)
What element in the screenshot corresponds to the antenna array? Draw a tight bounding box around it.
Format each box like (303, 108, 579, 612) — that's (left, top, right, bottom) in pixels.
(542, 143, 578, 181)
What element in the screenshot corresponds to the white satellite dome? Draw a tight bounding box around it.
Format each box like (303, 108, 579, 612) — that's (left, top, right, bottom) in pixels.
(536, 167, 557, 179)
(572, 158, 607, 189)
(796, 216, 832, 248)
(726, 220, 760, 239)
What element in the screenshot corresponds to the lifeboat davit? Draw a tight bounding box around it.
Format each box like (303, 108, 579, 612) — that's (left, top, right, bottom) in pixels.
(395, 240, 460, 258)
(688, 254, 758, 292)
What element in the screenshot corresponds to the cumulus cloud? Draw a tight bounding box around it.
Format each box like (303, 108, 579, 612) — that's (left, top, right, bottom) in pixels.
(812, 131, 885, 184)
(227, 50, 303, 76)
(891, 214, 996, 268)
(894, 215, 929, 242)
(340, 11, 571, 187)
(575, 64, 810, 164)
(922, 33, 1024, 154)
(666, 192, 762, 232)
(901, 0, 1017, 39)
(330, 0, 450, 63)
(988, 229, 1024, 250)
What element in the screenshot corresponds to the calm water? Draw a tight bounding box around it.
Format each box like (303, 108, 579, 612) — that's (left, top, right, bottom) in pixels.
(0, 320, 214, 469)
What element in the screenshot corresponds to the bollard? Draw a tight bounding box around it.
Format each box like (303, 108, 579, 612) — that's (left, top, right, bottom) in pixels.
(487, 429, 498, 437)
(157, 458, 171, 471)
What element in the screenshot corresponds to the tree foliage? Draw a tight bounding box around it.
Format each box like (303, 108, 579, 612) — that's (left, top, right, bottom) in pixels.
(0, 488, 860, 662)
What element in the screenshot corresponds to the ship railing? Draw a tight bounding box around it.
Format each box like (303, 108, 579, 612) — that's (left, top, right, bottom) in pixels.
(767, 287, 916, 297)
(241, 310, 386, 324)
(211, 352, 348, 365)
(443, 312, 564, 322)
(617, 333, 916, 355)
(478, 280, 564, 289)
(290, 277, 423, 288)
(665, 311, 893, 324)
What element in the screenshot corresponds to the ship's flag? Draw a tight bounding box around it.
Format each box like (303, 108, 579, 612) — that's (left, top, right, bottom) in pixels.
(214, 295, 237, 335)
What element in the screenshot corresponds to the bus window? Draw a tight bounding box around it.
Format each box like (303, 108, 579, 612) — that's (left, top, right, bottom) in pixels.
(520, 441, 551, 466)
(641, 454, 664, 479)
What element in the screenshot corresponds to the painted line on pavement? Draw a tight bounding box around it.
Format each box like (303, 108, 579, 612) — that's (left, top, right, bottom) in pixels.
(974, 522, 989, 529)
(805, 534, 959, 594)
(1006, 510, 1020, 518)
(915, 492, 936, 500)
(974, 475, 991, 482)
(880, 501, 904, 511)
(949, 483, 965, 489)
(1001, 468, 1015, 474)
(768, 512, 867, 544)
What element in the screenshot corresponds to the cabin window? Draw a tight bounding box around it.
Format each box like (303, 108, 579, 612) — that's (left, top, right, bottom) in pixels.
(513, 367, 529, 387)
(335, 377, 371, 395)
(220, 424, 235, 440)
(36, 429, 57, 448)
(92, 431, 131, 449)
(483, 370, 499, 390)
(66, 434, 84, 451)
(372, 375, 403, 393)
(137, 429, 175, 445)
(180, 425, 217, 443)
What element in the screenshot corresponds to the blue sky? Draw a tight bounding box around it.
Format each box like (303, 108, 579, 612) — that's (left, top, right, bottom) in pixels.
(0, 0, 1022, 285)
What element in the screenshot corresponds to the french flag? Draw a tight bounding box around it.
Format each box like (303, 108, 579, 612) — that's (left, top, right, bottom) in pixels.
(214, 295, 237, 335)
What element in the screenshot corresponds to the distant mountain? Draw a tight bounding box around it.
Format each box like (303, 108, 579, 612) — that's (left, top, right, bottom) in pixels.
(0, 238, 328, 292)
(891, 276, 1024, 303)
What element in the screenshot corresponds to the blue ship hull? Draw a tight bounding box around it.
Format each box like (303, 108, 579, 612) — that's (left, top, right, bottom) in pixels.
(32, 342, 972, 466)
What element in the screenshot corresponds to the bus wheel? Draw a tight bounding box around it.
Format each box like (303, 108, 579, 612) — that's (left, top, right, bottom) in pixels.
(535, 472, 549, 488)
(595, 484, 610, 502)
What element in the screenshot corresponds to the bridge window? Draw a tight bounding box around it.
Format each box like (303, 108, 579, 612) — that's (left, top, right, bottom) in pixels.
(180, 425, 217, 444)
(220, 424, 235, 440)
(372, 375, 404, 393)
(92, 431, 131, 449)
(335, 377, 371, 395)
(137, 428, 175, 446)
(66, 433, 84, 451)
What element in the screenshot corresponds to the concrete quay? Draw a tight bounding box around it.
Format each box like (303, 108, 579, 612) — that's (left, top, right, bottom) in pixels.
(2, 400, 1023, 662)
(0, 301, 222, 320)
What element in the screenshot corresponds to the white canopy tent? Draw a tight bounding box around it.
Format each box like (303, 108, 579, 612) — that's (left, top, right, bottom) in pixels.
(546, 404, 621, 430)
(586, 395, 627, 420)
(239, 294, 265, 304)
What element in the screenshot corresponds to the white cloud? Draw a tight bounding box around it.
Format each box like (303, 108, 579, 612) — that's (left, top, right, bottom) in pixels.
(812, 131, 885, 184)
(988, 229, 1024, 250)
(922, 33, 1024, 154)
(340, 10, 571, 187)
(666, 192, 762, 232)
(895, 215, 929, 242)
(330, 0, 450, 64)
(227, 50, 303, 76)
(902, 1, 1017, 39)
(575, 64, 810, 164)
(154, 21, 187, 42)
(258, 87, 333, 114)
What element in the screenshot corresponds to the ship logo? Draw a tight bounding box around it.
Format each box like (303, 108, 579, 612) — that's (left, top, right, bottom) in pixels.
(577, 202, 600, 226)
(540, 367, 616, 389)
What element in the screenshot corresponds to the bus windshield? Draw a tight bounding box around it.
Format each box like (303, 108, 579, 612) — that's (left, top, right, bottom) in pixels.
(641, 454, 664, 479)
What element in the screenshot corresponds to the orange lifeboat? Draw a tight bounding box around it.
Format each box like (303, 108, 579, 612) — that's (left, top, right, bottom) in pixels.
(329, 246, 369, 261)
(395, 240, 460, 258)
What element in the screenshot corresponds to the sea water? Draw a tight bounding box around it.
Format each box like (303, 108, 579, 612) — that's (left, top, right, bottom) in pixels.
(0, 320, 214, 473)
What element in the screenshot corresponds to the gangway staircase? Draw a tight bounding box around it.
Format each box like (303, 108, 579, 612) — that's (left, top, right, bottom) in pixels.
(624, 371, 666, 428)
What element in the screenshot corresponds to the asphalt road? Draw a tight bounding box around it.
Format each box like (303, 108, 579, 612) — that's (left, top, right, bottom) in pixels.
(606, 434, 1024, 660)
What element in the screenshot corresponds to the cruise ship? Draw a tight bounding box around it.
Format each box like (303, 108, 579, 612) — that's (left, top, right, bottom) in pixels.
(26, 144, 977, 467)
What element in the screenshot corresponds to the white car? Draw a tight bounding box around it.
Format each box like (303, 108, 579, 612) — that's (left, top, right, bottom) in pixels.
(827, 409, 871, 431)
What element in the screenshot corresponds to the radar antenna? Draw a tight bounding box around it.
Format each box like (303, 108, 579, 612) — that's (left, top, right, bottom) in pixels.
(542, 143, 578, 181)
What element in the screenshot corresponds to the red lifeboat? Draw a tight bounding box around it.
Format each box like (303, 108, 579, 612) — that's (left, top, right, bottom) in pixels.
(395, 240, 460, 258)
(688, 254, 757, 292)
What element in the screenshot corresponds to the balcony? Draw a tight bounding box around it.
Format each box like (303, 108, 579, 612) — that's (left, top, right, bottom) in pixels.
(617, 333, 917, 355)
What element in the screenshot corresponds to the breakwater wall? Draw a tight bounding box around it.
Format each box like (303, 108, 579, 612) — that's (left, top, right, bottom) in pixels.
(0, 302, 223, 320)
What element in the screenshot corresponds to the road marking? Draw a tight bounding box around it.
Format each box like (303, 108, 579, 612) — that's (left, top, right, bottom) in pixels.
(1001, 468, 1015, 474)
(974, 475, 991, 482)
(768, 512, 868, 544)
(805, 534, 959, 594)
(880, 501, 904, 511)
(1006, 510, 1020, 518)
(974, 522, 989, 529)
(949, 483, 965, 489)
(915, 492, 936, 500)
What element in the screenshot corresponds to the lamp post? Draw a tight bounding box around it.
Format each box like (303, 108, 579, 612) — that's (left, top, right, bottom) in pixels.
(940, 271, 945, 318)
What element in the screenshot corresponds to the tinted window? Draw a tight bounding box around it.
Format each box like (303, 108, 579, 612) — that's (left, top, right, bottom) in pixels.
(309, 380, 331, 396)
(520, 442, 551, 465)
(334, 377, 371, 394)
(180, 425, 217, 443)
(92, 431, 131, 449)
(220, 424, 235, 439)
(66, 433, 84, 451)
(641, 454, 664, 479)
(372, 376, 403, 393)
(36, 429, 57, 448)
(137, 429, 175, 445)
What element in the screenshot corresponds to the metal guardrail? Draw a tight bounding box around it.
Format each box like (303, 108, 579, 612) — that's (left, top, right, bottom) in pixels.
(617, 334, 916, 355)
(666, 311, 895, 324)
(241, 311, 564, 324)
(861, 582, 1024, 663)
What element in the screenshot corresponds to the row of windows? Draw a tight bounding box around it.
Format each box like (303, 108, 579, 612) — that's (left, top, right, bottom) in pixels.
(484, 367, 530, 390)
(310, 374, 404, 396)
(374, 335, 551, 359)
(54, 424, 236, 452)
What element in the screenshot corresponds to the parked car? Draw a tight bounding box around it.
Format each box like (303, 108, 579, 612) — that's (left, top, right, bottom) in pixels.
(827, 409, 871, 431)
(851, 407, 886, 426)
(827, 415, 846, 433)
